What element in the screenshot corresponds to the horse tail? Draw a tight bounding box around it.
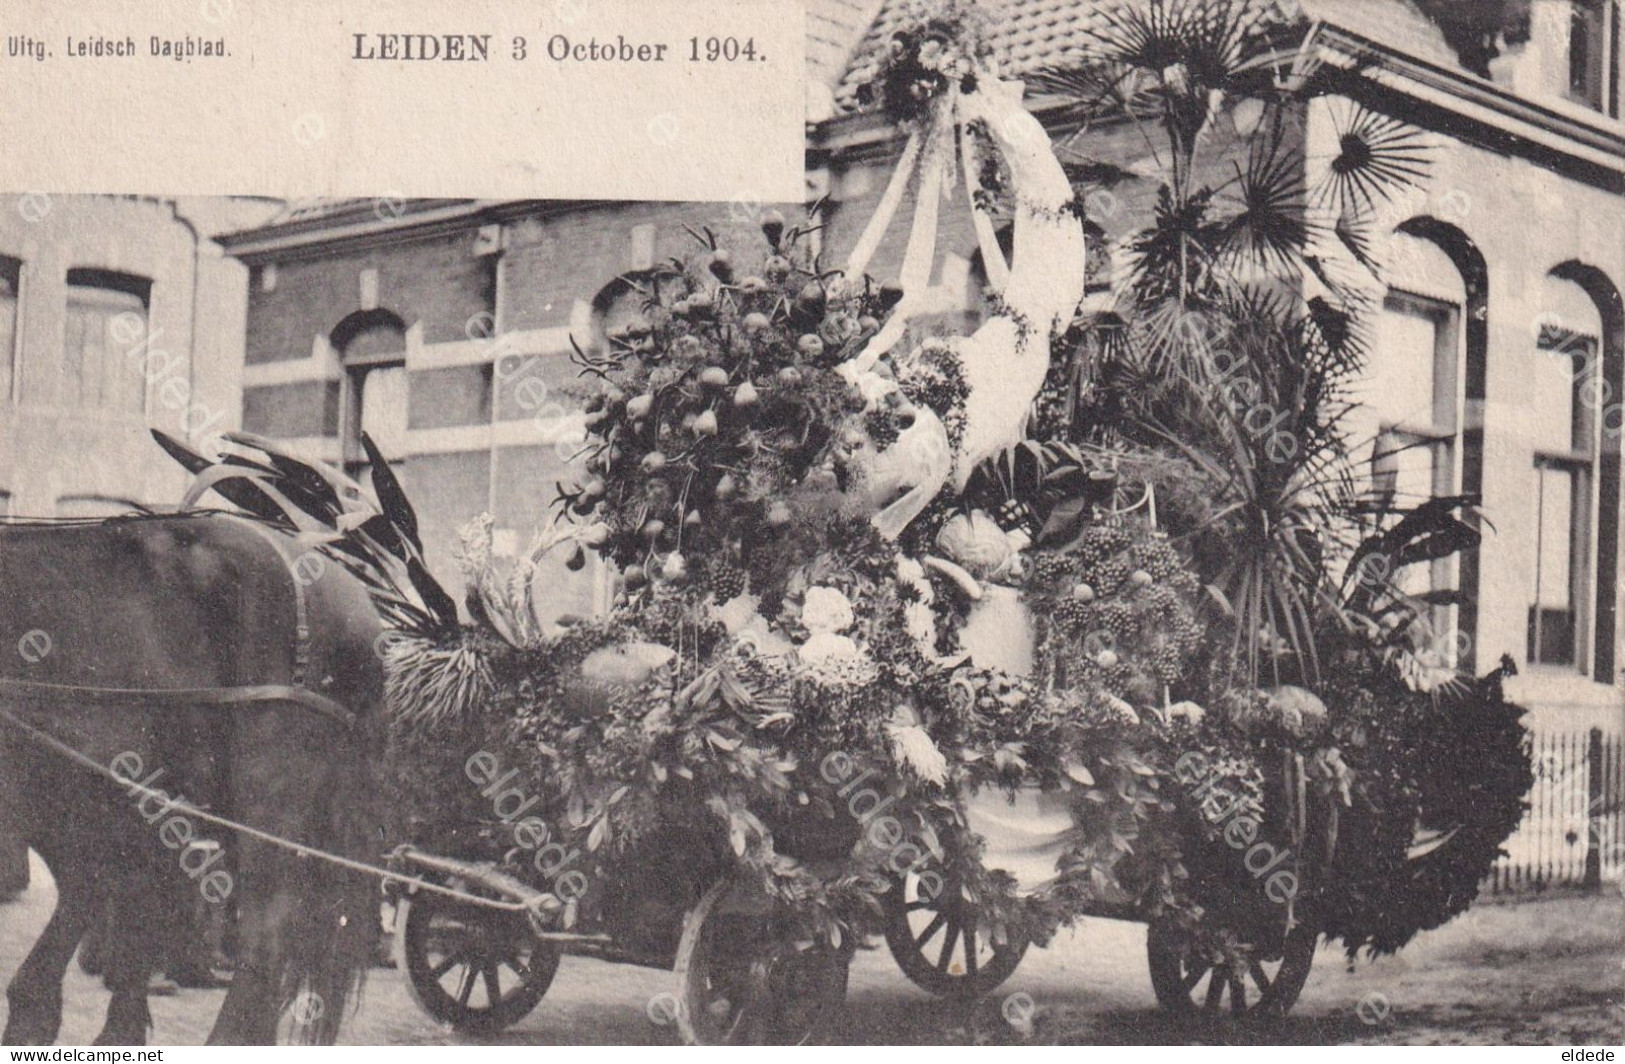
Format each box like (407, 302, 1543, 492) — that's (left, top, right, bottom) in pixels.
(276, 693, 388, 1044)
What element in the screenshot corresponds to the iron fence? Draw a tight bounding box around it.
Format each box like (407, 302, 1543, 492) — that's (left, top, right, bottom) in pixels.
(1485, 727, 1624, 894)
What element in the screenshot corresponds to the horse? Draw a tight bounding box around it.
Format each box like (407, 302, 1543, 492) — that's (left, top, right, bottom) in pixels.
(0, 513, 387, 1044)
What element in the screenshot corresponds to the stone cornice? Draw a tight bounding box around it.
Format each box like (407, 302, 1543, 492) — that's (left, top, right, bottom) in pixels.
(217, 199, 612, 264)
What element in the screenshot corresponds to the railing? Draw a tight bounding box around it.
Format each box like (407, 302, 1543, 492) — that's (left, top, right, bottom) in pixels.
(1485, 727, 1624, 894)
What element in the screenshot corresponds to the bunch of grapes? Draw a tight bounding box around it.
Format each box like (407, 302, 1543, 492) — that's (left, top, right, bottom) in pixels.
(1024, 522, 1205, 704)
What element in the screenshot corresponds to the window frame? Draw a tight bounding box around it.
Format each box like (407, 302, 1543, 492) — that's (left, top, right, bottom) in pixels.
(1567, 0, 1617, 112)
(341, 357, 408, 474)
(0, 256, 20, 405)
(1368, 288, 1468, 661)
(1526, 326, 1604, 673)
(59, 268, 153, 414)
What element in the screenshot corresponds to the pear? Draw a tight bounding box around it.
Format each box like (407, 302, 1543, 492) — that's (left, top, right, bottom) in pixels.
(795, 280, 827, 317)
(760, 208, 786, 247)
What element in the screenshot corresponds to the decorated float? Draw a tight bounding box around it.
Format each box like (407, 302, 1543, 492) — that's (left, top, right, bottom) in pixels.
(160, 0, 1532, 1043)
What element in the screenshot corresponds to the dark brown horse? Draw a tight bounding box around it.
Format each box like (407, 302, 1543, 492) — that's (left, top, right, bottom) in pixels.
(0, 514, 386, 1044)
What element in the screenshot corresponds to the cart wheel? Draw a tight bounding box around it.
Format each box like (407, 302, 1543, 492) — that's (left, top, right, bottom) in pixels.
(673, 877, 850, 1045)
(883, 872, 1027, 999)
(1146, 918, 1317, 1020)
(402, 885, 560, 1035)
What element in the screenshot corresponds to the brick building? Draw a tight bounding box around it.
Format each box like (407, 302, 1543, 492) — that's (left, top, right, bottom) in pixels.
(217, 0, 1624, 732)
(0, 195, 275, 517)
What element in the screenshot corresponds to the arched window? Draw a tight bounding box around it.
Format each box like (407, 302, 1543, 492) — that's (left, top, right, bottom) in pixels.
(586, 272, 671, 355)
(1541, 262, 1624, 681)
(0, 256, 19, 402)
(332, 309, 408, 474)
(55, 268, 151, 413)
(1352, 218, 1488, 671)
(1366, 232, 1465, 517)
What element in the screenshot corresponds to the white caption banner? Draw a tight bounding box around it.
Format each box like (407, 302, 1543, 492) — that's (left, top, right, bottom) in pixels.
(0, 0, 806, 202)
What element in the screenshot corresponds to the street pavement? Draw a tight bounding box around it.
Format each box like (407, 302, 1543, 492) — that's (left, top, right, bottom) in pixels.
(1, 852, 1620, 1045)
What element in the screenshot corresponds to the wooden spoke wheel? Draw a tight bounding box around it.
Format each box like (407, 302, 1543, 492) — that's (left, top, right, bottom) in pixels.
(883, 872, 1028, 1000)
(402, 885, 560, 1035)
(1146, 918, 1317, 1021)
(673, 877, 850, 1045)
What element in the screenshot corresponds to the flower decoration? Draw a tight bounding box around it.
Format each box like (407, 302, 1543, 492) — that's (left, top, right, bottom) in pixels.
(802, 586, 856, 635)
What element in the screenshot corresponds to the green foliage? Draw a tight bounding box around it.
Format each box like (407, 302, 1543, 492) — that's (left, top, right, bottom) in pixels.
(1314, 657, 1532, 956)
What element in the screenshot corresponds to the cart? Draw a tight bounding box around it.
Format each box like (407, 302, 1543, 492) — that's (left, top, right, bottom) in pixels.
(875, 784, 1322, 1019)
(392, 806, 861, 1044)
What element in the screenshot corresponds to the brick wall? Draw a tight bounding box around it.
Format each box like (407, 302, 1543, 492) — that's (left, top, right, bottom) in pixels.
(242, 380, 338, 438)
(246, 229, 495, 364)
(501, 199, 805, 333)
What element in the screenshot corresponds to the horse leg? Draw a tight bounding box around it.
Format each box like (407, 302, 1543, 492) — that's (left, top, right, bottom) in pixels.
(2, 856, 97, 1045)
(93, 868, 171, 1046)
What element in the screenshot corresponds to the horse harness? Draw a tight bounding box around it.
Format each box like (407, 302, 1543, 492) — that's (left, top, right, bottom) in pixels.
(0, 520, 354, 729)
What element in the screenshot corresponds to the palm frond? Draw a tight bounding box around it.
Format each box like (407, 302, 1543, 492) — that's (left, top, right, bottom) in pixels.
(1219, 134, 1307, 275)
(157, 430, 461, 639)
(1331, 210, 1382, 276)
(1315, 102, 1431, 210)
